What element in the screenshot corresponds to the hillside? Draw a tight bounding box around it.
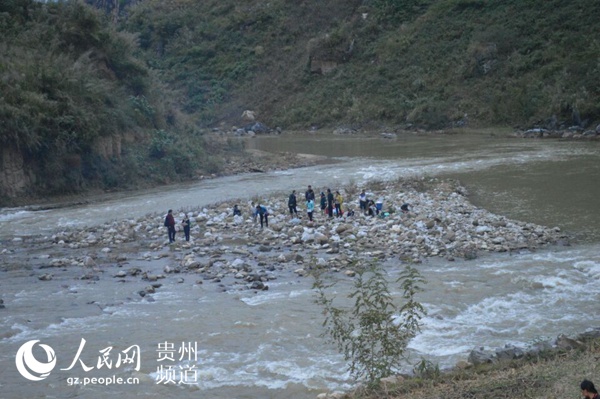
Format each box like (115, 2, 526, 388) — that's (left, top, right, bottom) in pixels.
(123, 0, 600, 130)
(2, 0, 599, 203)
(0, 0, 243, 204)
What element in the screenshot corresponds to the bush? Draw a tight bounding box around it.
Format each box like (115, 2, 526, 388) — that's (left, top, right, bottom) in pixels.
(313, 262, 427, 385)
(149, 129, 175, 159)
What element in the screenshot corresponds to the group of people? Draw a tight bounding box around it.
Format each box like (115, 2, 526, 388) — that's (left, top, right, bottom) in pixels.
(234, 184, 412, 231)
(289, 185, 346, 221)
(163, 185, 412, 240)
(286, 185, 409, 221)
(163, 209, 191, 243)
(359, 189, 383, 216)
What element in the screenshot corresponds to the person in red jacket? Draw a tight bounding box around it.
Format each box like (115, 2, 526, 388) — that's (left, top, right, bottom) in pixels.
(165, 209, 176, 243)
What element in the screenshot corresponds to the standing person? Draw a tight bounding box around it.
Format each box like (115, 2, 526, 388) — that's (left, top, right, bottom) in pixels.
(326, 189, 334, 218)
(181, 213, 191, 242)
(359, 190, 367, 214)
(255, 204, 269, 228)
(306, 198, 315, 222)
(319, 192, 327, 215)
(233, 205, 242, 216)
(165, 209, 176, 243)
(288, 190, 299, 219)
(250, 202, 258, 223)
(334, 190, 343, 217)
(305, 185, 315, 202)
(581, 380, 599, 399)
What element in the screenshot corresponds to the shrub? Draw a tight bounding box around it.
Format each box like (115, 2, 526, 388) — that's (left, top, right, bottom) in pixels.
(313, 262, 427, 385)
(148, 129, 175, 159)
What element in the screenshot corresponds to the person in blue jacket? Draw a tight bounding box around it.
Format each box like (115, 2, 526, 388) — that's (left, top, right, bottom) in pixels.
(255, 204, 269, 228)
(306, 199, 315, 222)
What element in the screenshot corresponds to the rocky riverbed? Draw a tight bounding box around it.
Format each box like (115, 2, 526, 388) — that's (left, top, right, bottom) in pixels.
(0, 175, 584, 399)
(1, 177, 569, 300)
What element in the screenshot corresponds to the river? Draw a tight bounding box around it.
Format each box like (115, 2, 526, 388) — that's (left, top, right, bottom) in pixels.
(0, 131, 599, 399)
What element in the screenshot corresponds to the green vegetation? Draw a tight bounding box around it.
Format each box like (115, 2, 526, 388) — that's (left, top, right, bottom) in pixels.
(0, 0, 228, 201)
(123, 0, 600, 130)
(313, 262, 426, 385)
(2, 0, 599, 202)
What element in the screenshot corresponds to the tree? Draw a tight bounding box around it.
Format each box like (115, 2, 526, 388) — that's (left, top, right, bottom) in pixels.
(313, 262, 427, 385)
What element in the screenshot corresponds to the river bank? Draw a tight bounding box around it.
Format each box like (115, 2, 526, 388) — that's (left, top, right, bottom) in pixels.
(0, 143, 333, 208)
(347, 332, 600, 399)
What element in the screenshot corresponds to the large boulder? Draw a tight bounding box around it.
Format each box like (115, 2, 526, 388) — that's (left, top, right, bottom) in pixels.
(468, 347, 495, 365)
(244, 122, 269, 134)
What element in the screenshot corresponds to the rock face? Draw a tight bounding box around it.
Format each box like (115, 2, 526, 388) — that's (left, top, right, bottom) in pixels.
(0, 145, 32, 198)
(241, 110, 256, 121)
(92, 134, 124, 160)
(1, 133, 132, 199)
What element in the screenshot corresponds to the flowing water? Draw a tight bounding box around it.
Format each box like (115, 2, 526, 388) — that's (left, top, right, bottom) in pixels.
(1, 131, 599, 399)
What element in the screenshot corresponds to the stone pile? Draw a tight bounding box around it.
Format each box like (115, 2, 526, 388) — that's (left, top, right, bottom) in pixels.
(17, 177, 569, 293)
(465, 328, 600, 367)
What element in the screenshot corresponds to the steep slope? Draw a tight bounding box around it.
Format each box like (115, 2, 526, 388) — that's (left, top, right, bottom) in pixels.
(0, 0, 223, 202)
(123, 0, 600, 130)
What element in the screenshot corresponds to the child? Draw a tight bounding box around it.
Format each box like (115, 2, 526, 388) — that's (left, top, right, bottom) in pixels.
(307, 199, 315, 222)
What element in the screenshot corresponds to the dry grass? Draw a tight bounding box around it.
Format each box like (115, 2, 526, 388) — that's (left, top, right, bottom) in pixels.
(347, 338, 600, 399)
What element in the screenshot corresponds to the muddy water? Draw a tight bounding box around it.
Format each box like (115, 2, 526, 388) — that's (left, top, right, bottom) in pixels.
(248, 132, 600, 241)
(1, 131, 599, 399)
